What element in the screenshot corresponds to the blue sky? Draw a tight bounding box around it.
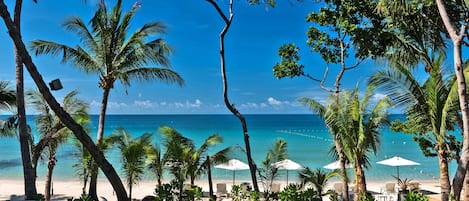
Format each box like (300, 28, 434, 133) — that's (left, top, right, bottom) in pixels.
(0, 0, 389, 114)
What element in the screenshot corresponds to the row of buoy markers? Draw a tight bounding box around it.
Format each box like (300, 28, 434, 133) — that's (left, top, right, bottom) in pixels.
(276, 130, 334, 142)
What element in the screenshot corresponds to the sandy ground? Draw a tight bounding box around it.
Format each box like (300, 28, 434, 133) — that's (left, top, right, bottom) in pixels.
(0, 179, 443, 201)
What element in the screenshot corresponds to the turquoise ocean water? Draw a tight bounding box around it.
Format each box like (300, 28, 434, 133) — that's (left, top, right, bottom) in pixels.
(0, 114, 453, 183)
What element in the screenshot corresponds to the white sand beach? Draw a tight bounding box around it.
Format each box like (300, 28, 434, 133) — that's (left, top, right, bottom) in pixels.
(0, 179, 442, 201)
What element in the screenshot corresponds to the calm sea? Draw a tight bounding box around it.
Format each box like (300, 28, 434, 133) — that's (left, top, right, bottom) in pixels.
(0, 114, 452, 183)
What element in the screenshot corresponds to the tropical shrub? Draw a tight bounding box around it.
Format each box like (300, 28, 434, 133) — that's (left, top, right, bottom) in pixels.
(357, 191, 374, 201)
(404, 191, 429, 201)
(278, 183, 321, 201)
(231, 185, 248, 201)
(154, 183, 174, 201)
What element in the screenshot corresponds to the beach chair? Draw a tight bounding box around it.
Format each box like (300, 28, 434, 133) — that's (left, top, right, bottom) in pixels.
(384, 182, 397, 201)
(333, 182, 344, 195)
(271, 183, 281, 193)
(409, 181, 420, 193)
(216, 183, 228, 200)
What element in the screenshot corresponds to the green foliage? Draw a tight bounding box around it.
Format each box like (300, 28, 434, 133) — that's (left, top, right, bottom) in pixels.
(299, 167, 339, 196)
(404, 191, 429, 201)
(357, 191, 374, 201)
(258, 138, 288, 192)
(278, 184, 321, 201)
(249, 191, 260, 201)
(273, 44, 305, 79)
(154, 183, 174, 201)
(0, 80, 15, 110)
(230, 185, 248, 201)
(72, 193, 92, 201)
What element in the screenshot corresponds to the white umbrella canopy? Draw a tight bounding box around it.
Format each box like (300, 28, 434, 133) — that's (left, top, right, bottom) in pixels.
(376, 156, 420, 181)
(215, 159, 250, 185)
(323, 160, 353, 170)
(272, 159, 304, 184)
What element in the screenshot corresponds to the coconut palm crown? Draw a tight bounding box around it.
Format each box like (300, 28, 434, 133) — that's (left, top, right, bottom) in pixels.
(30, 0, 184, 142)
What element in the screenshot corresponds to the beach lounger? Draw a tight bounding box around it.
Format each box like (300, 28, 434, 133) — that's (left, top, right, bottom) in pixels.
(409, 181, 420, 192)
(271, 183, 281, 193)
(216, 183, 228, 200)
(384, 182, 397, 201)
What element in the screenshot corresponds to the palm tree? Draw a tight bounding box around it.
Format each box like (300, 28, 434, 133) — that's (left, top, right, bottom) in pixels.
(148, 143, 165, 188)
(0, 81, 17, 138)
(27, 89, 90, 201)
(369, 56, 461, 201)
(159, 125, 232, 199)
(30, 0, 183, 197)
(300, 85, 391, 200)
(109, 128, 153, 201)
(259, 138, 287, 194)
(299, 168, 339, 197)
(13, 0, 38, 198)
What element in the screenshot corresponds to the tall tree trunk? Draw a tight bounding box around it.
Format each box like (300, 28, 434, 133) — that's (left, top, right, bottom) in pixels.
(464, 168, 469, 201)
(353, 164, 367, 201)
(207, 156, 215, 200)
(438, 150, 451, 201)
(336, 140, 349, 201)
(89, 88, 110, 200)
(206, 0, 259, 192)
(88, 162, 99, 200)
(13, 0, 37, 199)
(44, 154, 56, 201)
(129, 183, 132, 201)
(436, 1, 469, 200)
(0, 3, 129, 200)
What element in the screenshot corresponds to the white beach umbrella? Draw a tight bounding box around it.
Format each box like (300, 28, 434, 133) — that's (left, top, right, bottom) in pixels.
(323, 160, 353, 170)
(215, 159, 250, 185)
(376, 156, 420, 181)
(272, 159, 304, 184)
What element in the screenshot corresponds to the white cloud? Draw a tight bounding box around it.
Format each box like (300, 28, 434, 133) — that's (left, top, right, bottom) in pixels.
(268, 97, 282, 106)
(134, 100, 153, 108)
(372, 93, 388, 101)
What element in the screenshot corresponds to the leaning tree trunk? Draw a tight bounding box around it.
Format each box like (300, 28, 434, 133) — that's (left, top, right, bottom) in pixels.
(44, 154, 56, 201)
(206, 0, 259, 191)
(13, 0, 37, 199)
(436, 1, 469, 200)
(438, 150, 451, 201)
(0, 2, 129, 200)
(89, 88, 111, 200)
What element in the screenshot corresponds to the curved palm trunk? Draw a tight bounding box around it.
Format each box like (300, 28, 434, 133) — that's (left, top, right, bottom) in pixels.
(0, 3, 129, 200)
(89, 88, 111, 200)
(207, 0, 259, 192)
(438, 150, 451, 201)
(436, 1, 469, 200)
(13, 0, 37, 199)
(44, 154, 56, 201)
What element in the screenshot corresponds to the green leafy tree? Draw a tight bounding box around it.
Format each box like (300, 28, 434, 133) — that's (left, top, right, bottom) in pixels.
(300, 85, 390, 200)
(30, 0, 183, 198)
(0, 1, 129, 199)
(369, 55, 462, 201)
(108, 128, 153, 201)
(27, 89, 90, 201)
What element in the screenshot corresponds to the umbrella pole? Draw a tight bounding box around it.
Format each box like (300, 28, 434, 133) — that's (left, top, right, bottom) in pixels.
(286, 170, 289, 184)
(397, 166, 400, 182)
(233, 170, 235, 185)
